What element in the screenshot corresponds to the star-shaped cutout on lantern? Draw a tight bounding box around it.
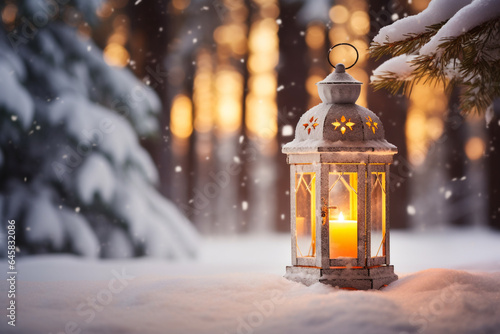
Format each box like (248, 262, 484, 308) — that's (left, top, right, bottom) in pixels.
(365, 116, 378, 134)
(303, 116, 319, 135)
(332, 115, 355, 135)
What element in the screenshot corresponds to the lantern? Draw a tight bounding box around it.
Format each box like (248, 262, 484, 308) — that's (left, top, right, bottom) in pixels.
(283, 44, 398, 290)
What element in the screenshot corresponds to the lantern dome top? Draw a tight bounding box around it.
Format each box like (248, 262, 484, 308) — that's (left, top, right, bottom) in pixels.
(283, 64, 397, 155)
(318, 63, 362, 85)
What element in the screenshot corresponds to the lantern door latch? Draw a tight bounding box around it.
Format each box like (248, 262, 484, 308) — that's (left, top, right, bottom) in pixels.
(321, 206, 337, 224)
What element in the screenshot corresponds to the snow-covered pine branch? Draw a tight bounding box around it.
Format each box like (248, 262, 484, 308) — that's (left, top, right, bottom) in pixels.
(370, 0, 500, 116)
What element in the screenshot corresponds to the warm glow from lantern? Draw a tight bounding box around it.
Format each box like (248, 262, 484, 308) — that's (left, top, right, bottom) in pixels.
(170, 94, 193, 139)
(329, 211, 358, 258)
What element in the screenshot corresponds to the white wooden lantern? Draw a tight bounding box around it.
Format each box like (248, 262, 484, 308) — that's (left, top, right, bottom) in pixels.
(283, 45, 398, 290)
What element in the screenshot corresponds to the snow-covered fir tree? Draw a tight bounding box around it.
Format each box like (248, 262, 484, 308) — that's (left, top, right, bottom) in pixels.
(0, 0, 199, 258)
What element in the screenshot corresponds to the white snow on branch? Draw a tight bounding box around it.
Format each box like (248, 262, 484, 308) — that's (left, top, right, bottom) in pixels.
(76, 154, 115, 204)
(372, 0, 500, 84)
(59, 208, 100, 258)
(420, 0, 500, 55)
(24, 191, 65, 251)
(371, 54, 418, 82)
(373, 0, 473, 44)
(0, 63, 34, 130)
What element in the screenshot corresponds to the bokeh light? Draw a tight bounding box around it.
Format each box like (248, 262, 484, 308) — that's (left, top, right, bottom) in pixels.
(170, 94, 193, 139)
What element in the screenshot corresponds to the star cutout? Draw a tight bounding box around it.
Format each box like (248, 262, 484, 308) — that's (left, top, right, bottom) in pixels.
(332, 115, 355, 135)
(303, 116, 319, 135)
(365, 116, 378, 134)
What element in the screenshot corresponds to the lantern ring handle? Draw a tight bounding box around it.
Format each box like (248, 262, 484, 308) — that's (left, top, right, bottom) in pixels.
(328, 43, 359, 70)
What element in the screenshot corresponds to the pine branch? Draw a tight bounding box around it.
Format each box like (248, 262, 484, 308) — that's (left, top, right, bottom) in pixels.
(370, 17, 500, 115)
(369, 22, 445, 60)
(370, 71, 414, 96)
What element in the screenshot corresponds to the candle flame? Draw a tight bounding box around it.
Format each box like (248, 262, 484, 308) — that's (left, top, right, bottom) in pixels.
(338, 212, 344, 221)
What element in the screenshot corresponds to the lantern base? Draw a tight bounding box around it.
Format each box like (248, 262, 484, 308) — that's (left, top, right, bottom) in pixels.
(285, 265, 398, 290)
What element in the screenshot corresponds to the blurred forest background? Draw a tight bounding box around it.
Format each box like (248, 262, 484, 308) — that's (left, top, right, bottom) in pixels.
(5, 0, 498, 234)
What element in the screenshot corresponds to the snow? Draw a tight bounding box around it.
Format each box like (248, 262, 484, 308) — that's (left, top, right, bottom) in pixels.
(371, 0, 500, 99)
(445, 190, 452, 199)
(59, 208, 100, 257)
(77, 154, 116, 204)
(0, 63, 34, 130)
(0, 19, 198, 259)
(1, 228, 500, 334)
(486, 105, 494, 125)
(372, 0, 500, 80)
(281, 125, 294, 136)
(373, 0, 473, 44)
(370, 54, 417, 81)
(420, 0, 500, 55)
(24, 191, 66, 251)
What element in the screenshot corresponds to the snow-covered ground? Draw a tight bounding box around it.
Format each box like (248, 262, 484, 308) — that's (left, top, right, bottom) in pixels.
(1, 228, 500, 334)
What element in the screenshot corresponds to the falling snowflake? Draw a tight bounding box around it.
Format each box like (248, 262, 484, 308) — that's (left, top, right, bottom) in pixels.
(282, 125, 293, 136)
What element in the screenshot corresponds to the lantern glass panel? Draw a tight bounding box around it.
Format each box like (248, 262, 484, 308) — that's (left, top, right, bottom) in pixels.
(295, 172, 316, 258)
(370, 172, 386, 257)
(328, 171, 358, 258)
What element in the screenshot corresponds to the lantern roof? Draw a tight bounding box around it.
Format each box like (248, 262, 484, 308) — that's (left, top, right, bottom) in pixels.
(283, 63, 397, 155)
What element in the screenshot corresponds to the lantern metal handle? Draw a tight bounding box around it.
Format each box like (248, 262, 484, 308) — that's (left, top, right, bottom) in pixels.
(327, 43, 359, 69)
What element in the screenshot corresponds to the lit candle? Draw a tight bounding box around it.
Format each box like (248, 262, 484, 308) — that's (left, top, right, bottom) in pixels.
(329, 212, 358, 258)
